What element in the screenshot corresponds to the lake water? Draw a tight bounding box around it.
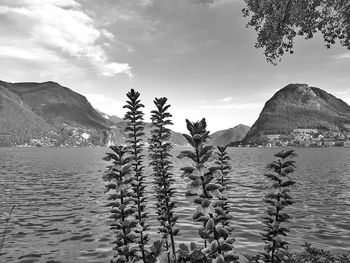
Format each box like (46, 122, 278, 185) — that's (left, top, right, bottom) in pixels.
(0, 147, 349, 262)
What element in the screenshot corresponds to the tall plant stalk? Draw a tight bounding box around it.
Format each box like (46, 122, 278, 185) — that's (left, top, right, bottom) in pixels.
(149, 97, 179, 262)
(101, 90, 349, 263)
(178, 119, 238, 263)
(261, 150, 297, 263)
(103, 146, 139, 262)
(123, 89, 149, 262)
(0, 205, 15, 255)
(214, 146, 233, 227)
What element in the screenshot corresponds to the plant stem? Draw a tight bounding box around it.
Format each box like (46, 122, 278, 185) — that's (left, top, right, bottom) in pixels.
(0, 205, 15, 254)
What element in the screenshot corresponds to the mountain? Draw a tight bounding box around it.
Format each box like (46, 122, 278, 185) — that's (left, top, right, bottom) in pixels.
(6, 81, 110, 130)
(0, 80, 188, 147)
(0, 80, 112, 146)
(243, 83, 350, 143)
(94, 110, 187, 146)
(0, 82, 56, 146)
(209, 124, 250, 146)
(107, 119, 188, 146)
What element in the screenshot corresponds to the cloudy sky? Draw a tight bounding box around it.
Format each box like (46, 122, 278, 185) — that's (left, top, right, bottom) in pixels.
(1, 0, 350, 133)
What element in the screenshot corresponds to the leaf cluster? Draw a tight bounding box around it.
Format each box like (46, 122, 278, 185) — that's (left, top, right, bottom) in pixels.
(243, 0, 350, 64)
(260, 150, 297, 263)
(246, 243, 350, 263)
(213, 146, 233, 226)
(295, 243, 350, 263)
(178, 119, 239, 262)
(103, 146, 140, 262)
(177, 242, 239, 263)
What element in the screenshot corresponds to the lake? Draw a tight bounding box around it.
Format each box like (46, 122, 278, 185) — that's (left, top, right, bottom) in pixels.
(0, 147, 349, 262)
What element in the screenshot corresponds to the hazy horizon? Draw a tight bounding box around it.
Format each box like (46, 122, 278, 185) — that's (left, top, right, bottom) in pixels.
(1, 0, 350, 133)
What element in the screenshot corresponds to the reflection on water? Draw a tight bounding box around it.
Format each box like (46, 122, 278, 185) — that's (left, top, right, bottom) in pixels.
(0, 147, 349, 262)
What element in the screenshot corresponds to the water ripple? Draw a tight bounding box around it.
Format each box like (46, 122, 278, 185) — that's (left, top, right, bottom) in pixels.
(0, 147, 349, 262)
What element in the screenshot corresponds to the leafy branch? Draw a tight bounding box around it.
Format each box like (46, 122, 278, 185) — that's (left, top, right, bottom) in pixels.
(260, 150, 297, 263)
(123, 89, 150, 262)
(149, 97, 179, 262)
(103, 146, 139, 262)
(178, 119, 239, 263)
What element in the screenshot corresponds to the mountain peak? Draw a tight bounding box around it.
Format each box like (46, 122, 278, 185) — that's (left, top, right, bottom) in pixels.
(12, 81, 59, 87)
(276, 83, 316, 96)
(234, 124, 250, 129)
(243, 84, 350, 143)
(41, 81, 61, 86)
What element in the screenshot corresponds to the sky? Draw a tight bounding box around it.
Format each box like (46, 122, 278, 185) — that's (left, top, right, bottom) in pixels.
(1, 0, 350, 133)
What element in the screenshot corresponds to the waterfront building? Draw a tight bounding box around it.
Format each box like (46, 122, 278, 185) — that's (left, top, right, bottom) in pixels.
(266, 134, 282, 140)
(293, 128, 318, 134)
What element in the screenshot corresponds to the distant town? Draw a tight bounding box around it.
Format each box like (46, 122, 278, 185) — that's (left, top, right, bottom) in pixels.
(15, 126, 107, 148)
(14, 127, 350, 148)
(239, 128, 350, 148)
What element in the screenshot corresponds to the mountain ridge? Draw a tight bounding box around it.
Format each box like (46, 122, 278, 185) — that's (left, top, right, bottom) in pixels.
(243, 83, 350, 143)
(209, 124, 250, 146)
(5, 81, 111, 130)
(3, 81, 348, 147)
(0, 80, 189, 146)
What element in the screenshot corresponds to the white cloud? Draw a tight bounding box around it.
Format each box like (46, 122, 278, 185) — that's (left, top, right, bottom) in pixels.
(0, 45, 48, 61)
(84, 93, 125, 116)
(101, 29, 115, 40)
(138, 0, 153, 7)
(0, 41, 85, 82)
(216, 97, 233, 102)
(195, 97, 261, 110)
(99, 62, 132, 77)
(0, 0, 132, 77)
(192, 0, 239, 7)
(197, 102, 262, 110)
(335, 53, 350, 59)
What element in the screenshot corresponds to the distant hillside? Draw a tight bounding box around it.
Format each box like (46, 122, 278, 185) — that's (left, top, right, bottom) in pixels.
(209, 124, 250, 146)
(0, 82, 56, 146)
(6, 81, 110, 130)
(108, 121, 188, 146)
(95, 109, 188, 146)
(0, 80, 188, 146)
(243, 84, 350, 143)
